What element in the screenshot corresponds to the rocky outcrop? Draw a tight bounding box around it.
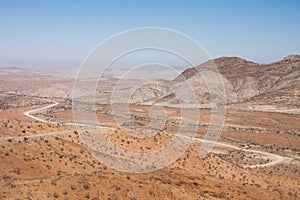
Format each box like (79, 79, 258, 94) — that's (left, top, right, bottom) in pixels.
(130, 55, 300, 108)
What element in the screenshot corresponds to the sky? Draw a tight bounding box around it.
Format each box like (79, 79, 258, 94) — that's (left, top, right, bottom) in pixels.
(0, 0, 300, 68)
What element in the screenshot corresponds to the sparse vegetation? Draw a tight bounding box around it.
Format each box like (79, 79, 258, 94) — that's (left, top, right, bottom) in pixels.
(0, 55, 300, 199)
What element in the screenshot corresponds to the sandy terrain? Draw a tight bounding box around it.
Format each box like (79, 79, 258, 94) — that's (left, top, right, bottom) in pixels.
(0, 57, 299, 199)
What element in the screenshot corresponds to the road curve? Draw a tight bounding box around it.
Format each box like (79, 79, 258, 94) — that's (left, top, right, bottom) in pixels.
(177, 134, 289, 168)
(24, 100, 58, 124)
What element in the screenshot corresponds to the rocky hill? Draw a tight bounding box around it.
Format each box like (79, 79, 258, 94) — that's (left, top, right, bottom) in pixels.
(131, 55, 300, 109)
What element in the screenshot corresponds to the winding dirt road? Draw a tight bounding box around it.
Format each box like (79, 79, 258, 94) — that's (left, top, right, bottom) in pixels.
(24, 100, 59, 124)
(1, 99, 299, 168)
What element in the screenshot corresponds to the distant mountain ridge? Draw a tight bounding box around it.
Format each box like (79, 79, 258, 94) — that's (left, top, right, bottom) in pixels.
(0, 66, 27, 71)
(0, 66, 26, 71)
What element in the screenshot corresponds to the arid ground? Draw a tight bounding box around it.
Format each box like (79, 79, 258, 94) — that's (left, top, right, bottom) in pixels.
(0, 56, 299, 199)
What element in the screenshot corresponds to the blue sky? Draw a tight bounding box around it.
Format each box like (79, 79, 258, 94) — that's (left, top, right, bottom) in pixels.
(0, 0, 300, 68)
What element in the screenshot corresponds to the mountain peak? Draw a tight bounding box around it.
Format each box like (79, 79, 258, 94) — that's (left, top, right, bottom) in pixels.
(214, 56, 251, 63)
(282, 54, 300, 61)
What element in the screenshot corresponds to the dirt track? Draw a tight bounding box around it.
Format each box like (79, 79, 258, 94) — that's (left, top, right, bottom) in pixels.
(0, 98, 297, 168)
